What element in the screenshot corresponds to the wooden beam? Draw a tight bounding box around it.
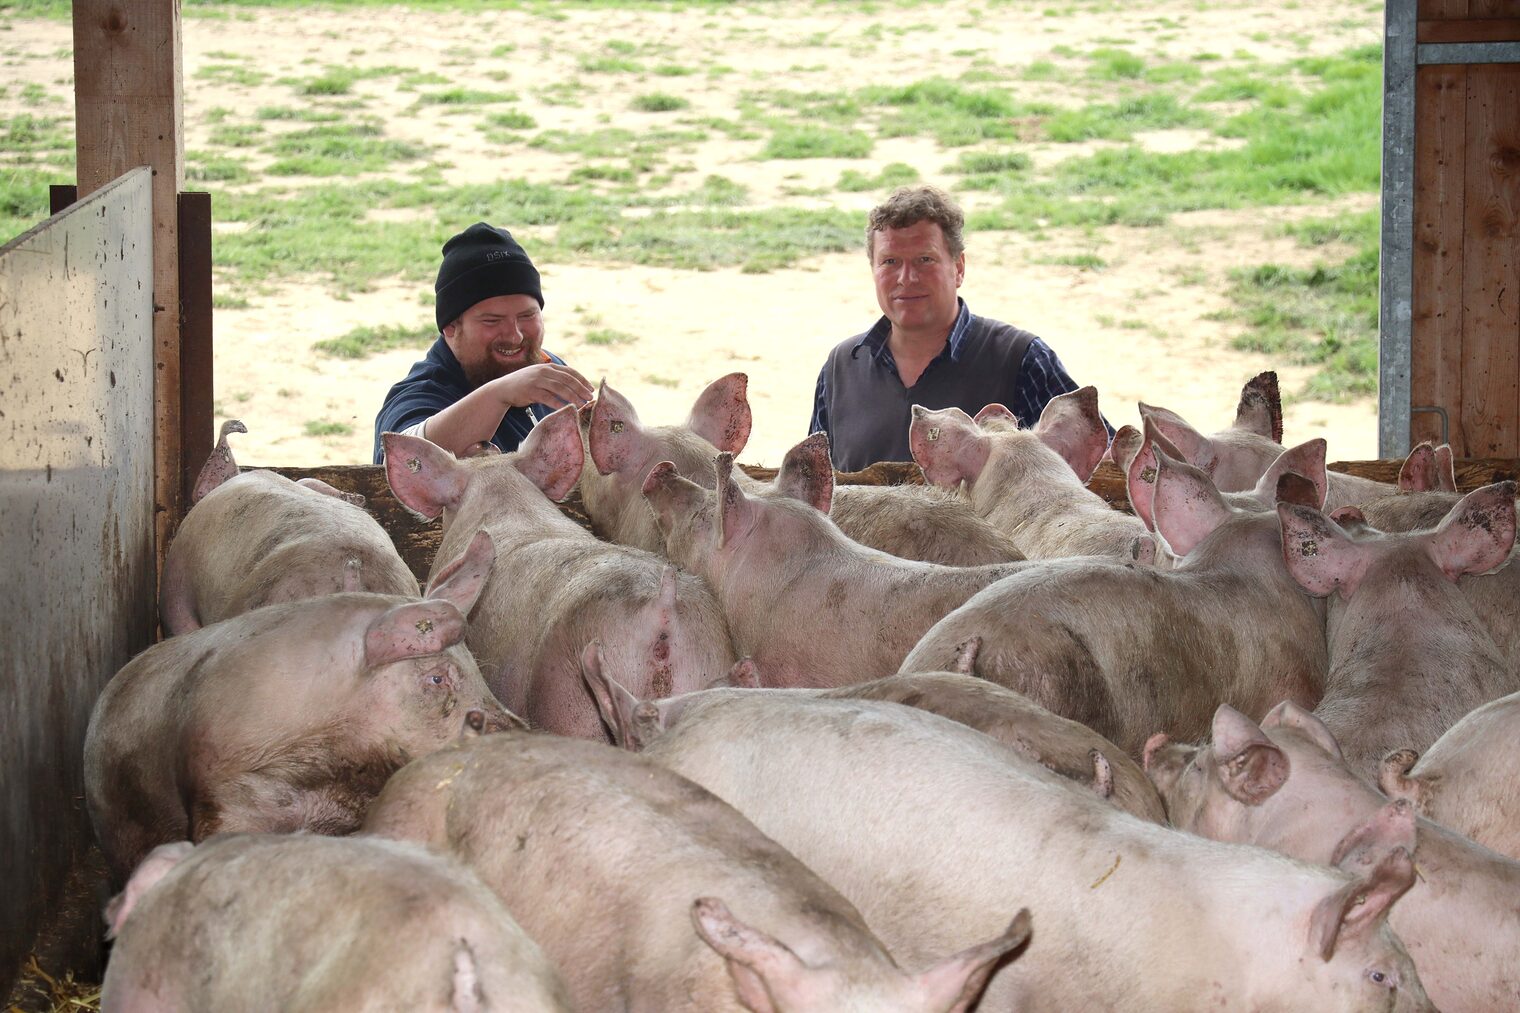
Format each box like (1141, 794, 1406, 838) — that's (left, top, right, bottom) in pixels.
(1419, 17, 1520, 42)
(178, 192, 214, 505)
(72, 0, 185, 578)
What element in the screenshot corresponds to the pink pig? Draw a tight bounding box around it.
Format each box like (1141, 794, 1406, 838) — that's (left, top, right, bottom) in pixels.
(384, 405, 736, 740)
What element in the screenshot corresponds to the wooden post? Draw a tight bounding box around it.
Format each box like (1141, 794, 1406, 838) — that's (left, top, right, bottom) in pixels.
(72, 0, 185, 577)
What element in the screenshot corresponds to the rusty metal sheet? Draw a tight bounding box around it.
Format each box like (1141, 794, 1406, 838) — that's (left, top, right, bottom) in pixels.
(0, 167, 156, 992)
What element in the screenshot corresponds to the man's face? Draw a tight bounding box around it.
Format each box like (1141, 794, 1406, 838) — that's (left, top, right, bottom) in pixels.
(443, 293, 545, 385)
(871, 219, 965, 340)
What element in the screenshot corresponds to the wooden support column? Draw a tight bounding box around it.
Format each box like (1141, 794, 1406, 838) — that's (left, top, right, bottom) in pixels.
(72, 0, 185, 575)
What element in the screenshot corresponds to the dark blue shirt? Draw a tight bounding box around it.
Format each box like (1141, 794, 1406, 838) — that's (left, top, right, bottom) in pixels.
(372, 336, 564, 463)
(810, 300, 1107, 461)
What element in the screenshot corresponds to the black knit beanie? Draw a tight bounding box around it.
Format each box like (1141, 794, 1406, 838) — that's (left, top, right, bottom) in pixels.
(434, 223, 544, 332)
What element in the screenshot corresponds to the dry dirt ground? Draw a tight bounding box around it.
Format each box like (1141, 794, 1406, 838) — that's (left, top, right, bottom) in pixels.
(7, 0, 1384, 467)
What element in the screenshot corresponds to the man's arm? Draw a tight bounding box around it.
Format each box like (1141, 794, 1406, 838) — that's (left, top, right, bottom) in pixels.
(415, 362, 594, 459)
(1016, 339, 1114, 437)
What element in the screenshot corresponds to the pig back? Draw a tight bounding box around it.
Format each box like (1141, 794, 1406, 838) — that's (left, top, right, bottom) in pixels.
(828, 484, 1027, 565)
(162, 470, 417, 631)
(364, 734, 896, 1011)
(101, 833, 570, 1011)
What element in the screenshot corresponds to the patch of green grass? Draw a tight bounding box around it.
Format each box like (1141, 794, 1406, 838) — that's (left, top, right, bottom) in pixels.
(197, 63, 267, 87)
(415, 87, 518, 106)
(1020, 59, 1065, 81)
(1041, 252, 1108, 270)
(490, 43, 517, 57)
(1, 113, 70, 152)
(208, 122, 264, 147)
(837, 162, 920, 192)
(584, 328, 640, 345)
(205, 106, 235, 124)
(187, 153, 252, 184)
(314, 322, 435, 359)
(748, 89, 862, 124)
(213, 292, 252, 309)
(256, 105, 344, 123)
(402, 71, 452, 88)
(304, 419, 354, 437)
(945, 150, 1031, 174)
(1226, 209, 1378, 400)
(862, 78, 1050, 147)
(1044, 93, 1212, 142)
(1195, 68, 1295, 105)
(632, 92, 690, 113)
(568, 164, 638, 183)
(297, 70, 357, 96)
(688, 117, 762, 141)
(264, 122, 430, 176)
(654, 63, 698, 76)
(579, 55, 644, 74)
(1086, 46, 1144, 80)
(0, 166, 54, 241)
(1144, 61, 1202, 84)
(762, 124, 872, 159)
(555, 206, 862, 273)
(484, 109, 537, 131)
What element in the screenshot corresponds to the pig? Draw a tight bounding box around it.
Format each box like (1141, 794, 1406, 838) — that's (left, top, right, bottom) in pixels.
(362, 731, 1029, 1012)
(1138, 371, 1393, 509)
(161, 420, 420, 634)
(84, 530, 517, 884)
(1146, 701, 1520, 1012)
(580, 641, 1166, 823)
(639, 433, 1042, 687)
(101, 833, 571, 1012)
(909, 387, 1157, 563)
(1276, 483, 1520, 776)
(900, 447, 1328, 754)
(1379, 689, 1520, 861)
(639, 691, 1433, 1012)
(579, 375, 1025, 565)
(383, 405, 737, 741)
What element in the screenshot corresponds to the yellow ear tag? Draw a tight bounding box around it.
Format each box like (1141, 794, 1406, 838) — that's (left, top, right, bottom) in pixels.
(926, 427, 941, 442)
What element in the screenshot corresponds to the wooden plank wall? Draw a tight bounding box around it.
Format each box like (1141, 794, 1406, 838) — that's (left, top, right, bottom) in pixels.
(1412, 0, 1520, 456)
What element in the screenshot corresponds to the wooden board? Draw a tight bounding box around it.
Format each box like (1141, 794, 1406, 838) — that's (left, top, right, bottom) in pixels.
(1411, 65, 1469, 448)
(1460, 64, 1520, 456)
(1419, 17, 1520, 41)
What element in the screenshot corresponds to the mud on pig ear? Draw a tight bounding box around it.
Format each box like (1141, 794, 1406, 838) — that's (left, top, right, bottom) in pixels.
(589, 379, 645, 476)
(1376, 748, 1431, 809)
(1258, 438, 1327, 510)
(383, 432, 469, 520)
(1233, 370, 1283, 443)
(1151, 447, 1231, 557)
(579, 641, 644, 750)
(364, 601, 467, 669)
(687, 372, 752, 455)
(692, 896, 813, 1012)
(424, 529, 495, 618)
(1309, 836, 1417, 961)
(775, 433, 834, 514)
(1209, 705, 1289, 805)
(1036, 385, 1109, 484)
(1397, 442, 1441, 493)
(1426, 480, 1517, 581)
(514, 404, 584, 502)
(1125, 417, 1186, 532)
(910, 405, 989, 490)
(1276, 501, 1368, 599)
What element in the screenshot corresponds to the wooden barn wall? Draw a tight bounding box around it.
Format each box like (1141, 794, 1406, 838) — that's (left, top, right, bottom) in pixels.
(1412, 0, 1520, 455)
(0, 169, 157, 995)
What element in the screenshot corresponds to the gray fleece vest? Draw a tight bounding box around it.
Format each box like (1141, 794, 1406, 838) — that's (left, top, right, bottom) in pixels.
(823, 317, 1035, 471)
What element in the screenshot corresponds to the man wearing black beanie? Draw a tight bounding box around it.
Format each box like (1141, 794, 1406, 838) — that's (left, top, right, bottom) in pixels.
(373, 223, 594, 462)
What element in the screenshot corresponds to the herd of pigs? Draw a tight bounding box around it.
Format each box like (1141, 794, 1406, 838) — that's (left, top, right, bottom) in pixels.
(82, 370, 1520, 1011)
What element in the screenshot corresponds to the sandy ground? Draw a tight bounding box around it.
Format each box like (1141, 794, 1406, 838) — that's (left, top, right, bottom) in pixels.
(4, 0, 1385, 467)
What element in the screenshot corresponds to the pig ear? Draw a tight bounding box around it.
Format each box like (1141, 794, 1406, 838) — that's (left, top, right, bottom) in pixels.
(364, 600, 466, 668)
(912, 909, 1032, 1012)
(1425, 481, 1517, 580)
(1376, 748, 1431, 809)
(691, 897, 807, 1013)
(716, 453, 760, 547)
(974, 402, 1018, 426)
(1331, 799, 1418, 875)
(688, 372, 752, 454)
(1397, 442, 1439, 493)
(910, 406, 990, 489)
(642, 461, 707, 542)
(1261, 701, 1347, 764)
(192, 419, 248, 504)
(1209, 705, 1289, 805)
(953, 636, 982, 674)
(1309, 843, 1416, 961)
(588, 381, 646, 477)
(1233, 371, 1283, 443)
(425, 530, 495, 618)
(1137, 403, 1215, 475)
(384, 432, 470, 520)
(1089, 750, 1114, 799)
(775, 433, 833, 514)
(298, 477, 367, 507)
(1124, 422, 1171, 532)
(514, 405, 584, 502)
(1035, 386, 1109, 483)
(1277, 502, 1368, 598)
(579, 641, 644, 750)
(105, 841, 194, 939)
(1110, 425, 1143, 475)
(1150, 448, 1231, 557)
(1433, 445, 1457, 492)
(1257, 439, 1327, 510)
(712, 657, 761, 690)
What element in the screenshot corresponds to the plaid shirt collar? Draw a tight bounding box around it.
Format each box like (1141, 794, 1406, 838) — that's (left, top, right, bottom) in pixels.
(854, 299, 973, 371)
